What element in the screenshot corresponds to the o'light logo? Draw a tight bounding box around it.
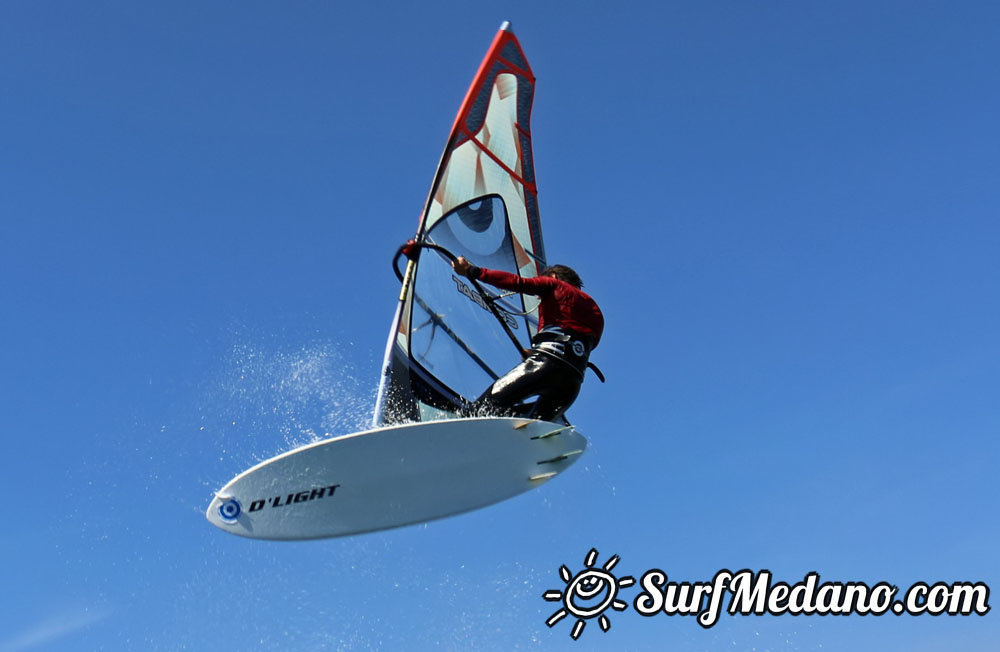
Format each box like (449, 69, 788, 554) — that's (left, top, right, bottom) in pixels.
(543, 548, 635, 640)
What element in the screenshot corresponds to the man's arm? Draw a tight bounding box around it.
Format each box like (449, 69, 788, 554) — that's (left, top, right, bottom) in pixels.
(452, 256, 557, 295)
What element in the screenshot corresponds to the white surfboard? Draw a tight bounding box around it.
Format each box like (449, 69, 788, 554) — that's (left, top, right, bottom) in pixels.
(205, 417, 586, 540)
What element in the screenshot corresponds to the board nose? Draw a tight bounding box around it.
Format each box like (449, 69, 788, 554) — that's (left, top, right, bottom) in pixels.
(205, 493, 235, 528)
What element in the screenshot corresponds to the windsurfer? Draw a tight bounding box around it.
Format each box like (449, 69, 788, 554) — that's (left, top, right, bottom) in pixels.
(452, 256, 604, 421)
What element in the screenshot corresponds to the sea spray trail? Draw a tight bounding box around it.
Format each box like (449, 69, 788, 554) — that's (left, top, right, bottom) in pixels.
(200, 334, 377, 480)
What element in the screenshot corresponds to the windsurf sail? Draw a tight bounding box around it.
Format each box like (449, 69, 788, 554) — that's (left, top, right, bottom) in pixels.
(374, 22, 547, 425)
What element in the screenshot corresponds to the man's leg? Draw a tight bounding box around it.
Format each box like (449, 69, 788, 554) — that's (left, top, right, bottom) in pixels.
(527, 376, 581, 422)
(472, 354, 581, 420)
(470, 356, 547, 417)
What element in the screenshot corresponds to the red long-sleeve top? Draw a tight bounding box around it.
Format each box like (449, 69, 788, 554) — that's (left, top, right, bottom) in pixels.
(475, 268, 604, 348)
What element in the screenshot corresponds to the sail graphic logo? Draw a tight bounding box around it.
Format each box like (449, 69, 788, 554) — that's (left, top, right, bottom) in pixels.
(451, 275, 518, 329)
(542, 549, 635, 640)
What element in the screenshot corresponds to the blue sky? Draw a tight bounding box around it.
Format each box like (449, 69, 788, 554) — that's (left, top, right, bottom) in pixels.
(1, 2, 997, 650)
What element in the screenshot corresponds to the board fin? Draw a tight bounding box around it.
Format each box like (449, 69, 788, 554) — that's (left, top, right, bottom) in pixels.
(531, 425, 575, 440)
(537, 449, 584, 465)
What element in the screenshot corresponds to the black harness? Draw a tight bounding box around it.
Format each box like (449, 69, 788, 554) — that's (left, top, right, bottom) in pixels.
(531, 328, 597, 379)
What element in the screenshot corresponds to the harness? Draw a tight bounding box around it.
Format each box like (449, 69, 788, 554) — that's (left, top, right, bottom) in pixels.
(531, 327, 594, 378)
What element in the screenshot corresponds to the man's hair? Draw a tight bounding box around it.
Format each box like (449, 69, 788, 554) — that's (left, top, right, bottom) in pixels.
(541, 264, 583, 289)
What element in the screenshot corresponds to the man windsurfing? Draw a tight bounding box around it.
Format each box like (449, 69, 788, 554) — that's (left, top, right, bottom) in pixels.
(452, 256, 604, 422)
